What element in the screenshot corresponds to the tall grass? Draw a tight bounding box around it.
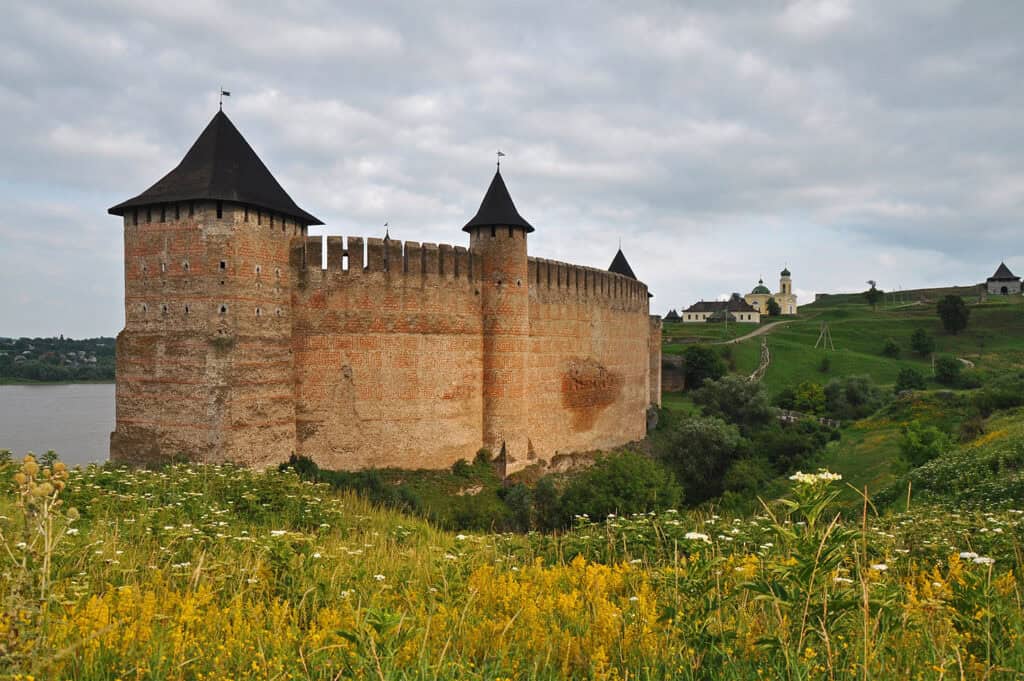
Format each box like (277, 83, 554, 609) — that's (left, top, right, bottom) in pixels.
(1, 454, 1022, 679)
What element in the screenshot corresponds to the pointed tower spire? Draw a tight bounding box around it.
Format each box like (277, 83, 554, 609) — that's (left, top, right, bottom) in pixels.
(109, 109, 322, 225)
(463, 169, 533, 233)
(608, 248, 637, 280)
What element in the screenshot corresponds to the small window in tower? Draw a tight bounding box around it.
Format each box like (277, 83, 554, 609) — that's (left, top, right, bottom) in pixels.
(160, 205, 166, 222)
(508, 226, 513, 237)
(216, 201, 223, 219)
(189, 202, 194, 217)
(161, 304, 168, 314)
(141, 303, 148, 314)
(257, 210, 262, 225)
(219, 261, 227, 270)
(270, 214, 274, 228)
(255, 307, 262, 317)
(184, 304, 190, 315)
(490, 226, 496, 238)
(244, 206, 249, 222)
(183, 261, 189, 272)
(146, 207, 152, 223)
(255, 265, 261, 275)
(132, 209, 138, 226)
(175, 203, 180, 220)
(219, 304, 227, 314)
(275, 307, 282, 317)
(160, 262, 166, 273)
(142, 263, 148, 273)
(275, 267, 281, 278)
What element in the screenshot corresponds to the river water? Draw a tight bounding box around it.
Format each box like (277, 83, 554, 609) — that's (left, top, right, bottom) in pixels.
(0, 383, 114, 467)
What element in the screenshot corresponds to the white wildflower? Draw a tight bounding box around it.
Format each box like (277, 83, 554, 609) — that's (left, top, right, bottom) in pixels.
(973, 556, 995, 566)
(270, 530, 287, 537)
(959, 551, 979, 560)
(455, 534, 467, 541)
(374, 574, 386, 581)
(870, 563, 888, 572)
(66, 528, 79, 536)
(684, 532, 711, 543)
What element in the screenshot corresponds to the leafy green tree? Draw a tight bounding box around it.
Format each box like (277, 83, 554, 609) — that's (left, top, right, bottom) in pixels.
(823, 375, 886, 420)
(899, 420, 950, 467)
(766, 297, 781, 316)
(655, 416, 745, 504)
(559, 451, 681, 522)
(882, 338, 900, 358)
(682, 344, 726, 390)
(936, 295, 970, 335)
(691, 375, 774, 433)
(910, 328, 935, 356)
(894, 367, 926, 393)
(749, 421, 833, 473)
(933, 356, 961, 386)
(863, 282, 884, 310)
(793, 381, 826, 415)
(722, 456, 775, 495)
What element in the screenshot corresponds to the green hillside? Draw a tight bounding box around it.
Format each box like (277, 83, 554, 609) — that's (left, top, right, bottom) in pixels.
(664, 295, 1024, 397)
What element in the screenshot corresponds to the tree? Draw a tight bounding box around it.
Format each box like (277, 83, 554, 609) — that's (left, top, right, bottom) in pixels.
(654, 416, 745, 504)
(936, 295, 970, 335)
(682, 344, 726, 390)
(691, 375, 774, 433)
(792, 381, 826, 415)
(766, 297, 781, 316)
(863, 282, 883, 310)
(823, 375, 886, 420)
(910, 328, 935, 356)
(894, 367, 926, 393)
(882, 338, 900, 358)
(933, 356, 961, 386)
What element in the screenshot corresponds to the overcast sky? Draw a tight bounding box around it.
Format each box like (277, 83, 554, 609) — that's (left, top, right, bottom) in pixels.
(1, 1, 1022, 337)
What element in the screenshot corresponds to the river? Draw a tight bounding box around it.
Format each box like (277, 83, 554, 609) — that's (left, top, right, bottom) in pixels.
(0, 383, 114, 467)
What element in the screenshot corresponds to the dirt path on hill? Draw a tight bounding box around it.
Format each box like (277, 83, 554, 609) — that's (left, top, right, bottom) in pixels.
(716, 320, 795, 345)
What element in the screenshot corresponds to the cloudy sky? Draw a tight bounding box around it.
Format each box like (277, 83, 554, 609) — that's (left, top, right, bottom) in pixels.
(1, 1, 1022, 337)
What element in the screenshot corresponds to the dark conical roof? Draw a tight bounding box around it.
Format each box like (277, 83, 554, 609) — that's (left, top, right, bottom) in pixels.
(781, 267, 791, 277)
(989, 262, 1019, 280)
(462, 170, 533, 233)
(608, 249, 637, 280)
(109, 110, 322, 225)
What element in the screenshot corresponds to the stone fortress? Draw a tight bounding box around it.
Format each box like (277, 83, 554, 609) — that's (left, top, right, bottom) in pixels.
(108, 110, 662, 472)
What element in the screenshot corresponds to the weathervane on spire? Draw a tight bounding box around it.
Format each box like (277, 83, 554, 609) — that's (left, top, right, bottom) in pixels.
(383, 222, 390, 242)
(219, 87, 231, 110)
(496, 150, 505, 169)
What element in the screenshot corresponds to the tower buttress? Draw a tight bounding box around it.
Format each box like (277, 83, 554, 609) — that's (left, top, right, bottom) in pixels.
(463, 170, 533, 467)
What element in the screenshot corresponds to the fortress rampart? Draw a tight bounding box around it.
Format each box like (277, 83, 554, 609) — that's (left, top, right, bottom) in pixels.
(108, 110, 661, 472)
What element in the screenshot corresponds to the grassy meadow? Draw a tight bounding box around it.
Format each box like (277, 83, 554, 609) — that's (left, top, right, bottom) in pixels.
(3, 454, 1024, 679)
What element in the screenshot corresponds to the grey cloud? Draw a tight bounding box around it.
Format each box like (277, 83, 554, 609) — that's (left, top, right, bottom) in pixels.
(1, 1, 1022, 336)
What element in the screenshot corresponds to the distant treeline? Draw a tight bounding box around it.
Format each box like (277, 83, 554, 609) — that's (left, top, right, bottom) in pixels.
(0, 336, 115, 382)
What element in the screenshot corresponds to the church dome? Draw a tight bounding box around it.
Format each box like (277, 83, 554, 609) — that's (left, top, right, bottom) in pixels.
(751, 278, 771, 295)
(780, 267, 791, 277)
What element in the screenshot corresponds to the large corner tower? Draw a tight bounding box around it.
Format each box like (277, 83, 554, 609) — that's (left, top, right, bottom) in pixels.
(108, 110, 322, 467)
(464, 170, 533, 465)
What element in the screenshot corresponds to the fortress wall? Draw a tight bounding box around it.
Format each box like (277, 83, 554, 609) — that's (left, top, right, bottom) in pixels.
(112, 202, 299, 467)
(524, 257, 651, 463)
(290, 236, 484, 470)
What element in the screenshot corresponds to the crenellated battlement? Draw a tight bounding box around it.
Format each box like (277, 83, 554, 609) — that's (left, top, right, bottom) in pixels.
(292, 235, 480, 283)
(528, 257, 649, 310)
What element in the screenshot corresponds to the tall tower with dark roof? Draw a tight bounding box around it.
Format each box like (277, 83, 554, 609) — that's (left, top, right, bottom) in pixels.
(463, 169, 533, 464)
(108, 110, 321, 466)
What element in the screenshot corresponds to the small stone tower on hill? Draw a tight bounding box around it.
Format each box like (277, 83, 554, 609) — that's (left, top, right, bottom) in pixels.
(108, 110, 322, 467)
(463, 170, 534, 463)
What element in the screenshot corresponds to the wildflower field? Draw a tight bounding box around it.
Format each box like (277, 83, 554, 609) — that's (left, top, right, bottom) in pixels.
(2, 455, 1023, 680)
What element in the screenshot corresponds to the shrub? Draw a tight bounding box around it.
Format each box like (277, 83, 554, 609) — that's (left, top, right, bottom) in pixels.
(899, 420, 950, 467)
(894, 367, 926, 393)
(451, 458, 473, 477)
(882, 338, 900, 358)
(818, 355, 831, 373)
(933, 356, 961, 386)
(974, 372, 1024, 415)
(558, 451, 681, 523)
(722, 456, 775, 495)
(691, 375, 773, 433)
(910, 328, 935, 356)
(936, 295, 970, 335)
(682, 344, 726, 390)
(774, 386, 796, 410)
(749, 421, 833, 473)
(766, 298, 781, 316)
